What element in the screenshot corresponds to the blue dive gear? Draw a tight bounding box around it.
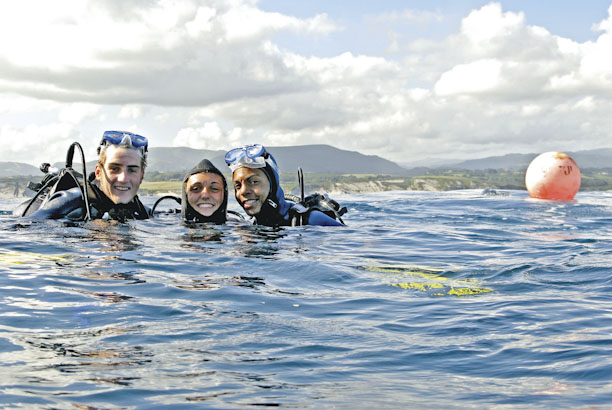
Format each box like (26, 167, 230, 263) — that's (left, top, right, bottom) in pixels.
(226, 144, 345, 227)
(224, 144, 279, 172)
(98, 130, 148, 157)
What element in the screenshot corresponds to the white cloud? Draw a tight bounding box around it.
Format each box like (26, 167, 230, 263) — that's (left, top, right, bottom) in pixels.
(0, 123, 80, 164)
(461, 3, 524, 46)
(172, 121, 244, 150)
(0, 94, 57, 113)
(155, 112, 171, 124)
(1, 1, 612, 167)
(59, 103, 100, 124)
(0, 0, 338, 106)
(119, 105, 145, 120)
(218, 3, 335, 42)
(435, 59, 503, 95)
(521, 104, 542, 116)
(596, 5, 612, 32)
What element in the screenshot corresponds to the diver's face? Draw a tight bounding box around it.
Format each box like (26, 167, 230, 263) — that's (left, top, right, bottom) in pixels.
(232, 167, 270, 216)
(95, 145, 144, 204)
(186, 172, 224, 217)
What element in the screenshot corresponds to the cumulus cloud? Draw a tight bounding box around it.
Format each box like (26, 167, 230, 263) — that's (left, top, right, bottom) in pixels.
(0, 0, 336, 106)
(119, 105, 145, 120)
(1, 1, 612, 166)
(172, 121, 245, 150)
(191, 2, 612, 161)
(0, 123, 81, 164)
(59, 103, 100, 124)
(435, 59, 504, 95)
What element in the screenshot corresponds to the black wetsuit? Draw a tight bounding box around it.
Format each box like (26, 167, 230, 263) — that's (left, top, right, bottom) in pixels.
(236, 161, 343, 227)
(24, 182, 149, 221)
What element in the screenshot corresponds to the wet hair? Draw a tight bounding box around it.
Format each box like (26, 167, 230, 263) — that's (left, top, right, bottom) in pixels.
(98, 145, 147, 171)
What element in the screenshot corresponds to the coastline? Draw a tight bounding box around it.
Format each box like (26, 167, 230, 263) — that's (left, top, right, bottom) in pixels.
(0, 179, 483, 199)
(4, 170, 611, 199)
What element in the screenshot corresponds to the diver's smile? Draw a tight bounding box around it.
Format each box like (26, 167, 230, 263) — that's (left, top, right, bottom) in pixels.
(185, 172, 225, 218)
(94, 146, 144, 205)
(241, 198, 259, 208)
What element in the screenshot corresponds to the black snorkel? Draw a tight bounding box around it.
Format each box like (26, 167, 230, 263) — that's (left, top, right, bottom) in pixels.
(65, 142, 91, 221)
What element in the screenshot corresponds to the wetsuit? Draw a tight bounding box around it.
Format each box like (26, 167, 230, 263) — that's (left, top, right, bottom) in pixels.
(248, 162, 343, 227)
(26, 181, 149, 221)
(182, 159, 228, 224)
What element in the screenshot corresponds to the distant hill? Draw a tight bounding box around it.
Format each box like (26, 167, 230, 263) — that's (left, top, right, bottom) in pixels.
(147, 147, 225, 173)
(570, 148, 612, 169)
(3, 146, 610, 178)
(261, 145, 406, 174)
(146, 144, 407, 175)
(1, 144, 405, 177)
(0, 162, 39, 177)
(436, 148, 612, 171)
(448, 153, 535, 170)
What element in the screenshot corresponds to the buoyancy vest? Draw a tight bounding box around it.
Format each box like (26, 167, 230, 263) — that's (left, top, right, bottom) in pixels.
(286, 193, 347, 226)
(250, 164, 346, 227)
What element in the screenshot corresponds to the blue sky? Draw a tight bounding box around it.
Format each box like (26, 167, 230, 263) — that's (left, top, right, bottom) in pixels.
(260, 0, 612, 52)
(1, 0, 611, 168)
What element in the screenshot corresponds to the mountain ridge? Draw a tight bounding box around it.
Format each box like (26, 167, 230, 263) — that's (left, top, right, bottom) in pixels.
(2, 145, 611, 178)
(0, 144, 407, 177)
(442, 148, 612, 170)
(145, 144, 408, 175)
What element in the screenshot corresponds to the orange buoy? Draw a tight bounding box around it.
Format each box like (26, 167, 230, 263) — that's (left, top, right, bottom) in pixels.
(525, 152, 581, 201)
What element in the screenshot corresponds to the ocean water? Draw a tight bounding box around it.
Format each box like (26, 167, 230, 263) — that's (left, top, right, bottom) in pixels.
(1, 190, 612, 409)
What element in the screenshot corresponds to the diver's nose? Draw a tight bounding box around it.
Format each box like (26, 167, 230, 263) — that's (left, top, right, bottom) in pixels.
(117, 169, 127, 182)
(201, 186, 212, 198)
(237, 183, 249, 197)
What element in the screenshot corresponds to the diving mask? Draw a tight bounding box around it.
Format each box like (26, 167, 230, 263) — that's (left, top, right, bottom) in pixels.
(97, 130, 148, 157)
(225, 144, 278, 173)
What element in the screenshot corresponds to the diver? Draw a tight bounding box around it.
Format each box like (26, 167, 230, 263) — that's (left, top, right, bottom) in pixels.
(149, 158, 244, 224)
(16, 131, 150, 221)
(182, 159, 229, 224)
(225, 144, 344, 227)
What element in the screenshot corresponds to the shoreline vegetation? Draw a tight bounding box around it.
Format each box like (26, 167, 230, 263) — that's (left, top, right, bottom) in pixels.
(3, 168, 611, 199)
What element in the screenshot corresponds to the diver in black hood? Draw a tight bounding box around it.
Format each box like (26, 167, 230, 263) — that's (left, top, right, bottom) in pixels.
(181, 159, 228, 224)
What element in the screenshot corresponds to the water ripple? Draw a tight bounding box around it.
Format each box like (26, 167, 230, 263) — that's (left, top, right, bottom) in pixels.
(1, 191, 612, 408)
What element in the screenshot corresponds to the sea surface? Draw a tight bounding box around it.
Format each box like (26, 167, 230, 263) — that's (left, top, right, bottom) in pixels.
(1, 190, 612, 409)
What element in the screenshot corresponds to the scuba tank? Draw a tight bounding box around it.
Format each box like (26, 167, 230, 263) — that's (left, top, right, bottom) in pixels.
(16, 142, 92, 221)
(286, 167, 347, 226)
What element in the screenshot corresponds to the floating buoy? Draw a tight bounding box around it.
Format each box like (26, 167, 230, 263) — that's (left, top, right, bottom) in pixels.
(525, 152, 581, 201)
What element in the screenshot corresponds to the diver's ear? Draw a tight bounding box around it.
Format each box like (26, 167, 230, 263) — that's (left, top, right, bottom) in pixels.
(94, 163, 102, 181)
